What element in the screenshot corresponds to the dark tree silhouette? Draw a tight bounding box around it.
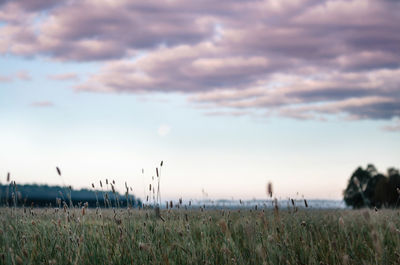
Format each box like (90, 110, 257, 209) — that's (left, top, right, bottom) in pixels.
(0, 183, 142, 208)
(344, 164, 400, 208)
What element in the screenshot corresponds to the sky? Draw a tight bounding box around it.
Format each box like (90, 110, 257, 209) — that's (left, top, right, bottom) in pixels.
(0, 0, 399, 201)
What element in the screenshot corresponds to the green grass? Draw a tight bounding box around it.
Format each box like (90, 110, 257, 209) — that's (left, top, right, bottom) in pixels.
(1, 207, 399, 264)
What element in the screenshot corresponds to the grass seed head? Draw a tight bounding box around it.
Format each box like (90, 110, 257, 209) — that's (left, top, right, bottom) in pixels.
(15, 255, 23, 265)
(267, 182, 273, 197)
(139, 242, 150, 251)
(342, 255, 349, 265)
(218, 219, 228, 234)
(338, 217, 344, 228)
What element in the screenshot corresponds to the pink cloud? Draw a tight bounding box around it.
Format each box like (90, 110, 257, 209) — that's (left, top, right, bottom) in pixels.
(16, 70, 31, 81)
(204, 111, 253, 117)
(382, 121, 400, 132)
(0, 75, 12, 82)
(0, 71, 31, 82)
(31, 101, 54, 107)
(48, 73, 79, 81)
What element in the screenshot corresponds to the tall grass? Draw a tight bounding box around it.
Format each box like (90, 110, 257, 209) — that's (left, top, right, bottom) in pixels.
(0, 206, 399, 264)
(1, 166, 399, 264)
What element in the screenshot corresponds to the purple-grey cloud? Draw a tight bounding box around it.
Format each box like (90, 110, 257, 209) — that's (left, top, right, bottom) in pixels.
(0, 0, 63, 12)
(1, 0, 400, 121)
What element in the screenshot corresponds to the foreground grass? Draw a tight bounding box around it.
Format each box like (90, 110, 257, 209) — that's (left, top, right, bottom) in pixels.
(1, 206, 399, 264)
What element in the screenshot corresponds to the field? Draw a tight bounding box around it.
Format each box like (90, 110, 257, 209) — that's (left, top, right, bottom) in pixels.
(1, 206, 399, 265)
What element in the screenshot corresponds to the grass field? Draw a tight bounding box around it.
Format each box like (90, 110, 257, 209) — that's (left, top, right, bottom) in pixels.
(1, 206, 399, 264)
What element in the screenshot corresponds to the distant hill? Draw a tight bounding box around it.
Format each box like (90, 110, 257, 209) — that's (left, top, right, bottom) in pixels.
(0, 183, 142, 208)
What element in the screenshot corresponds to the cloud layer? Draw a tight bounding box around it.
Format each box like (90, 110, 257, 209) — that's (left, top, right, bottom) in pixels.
(1, 0, 399, 121)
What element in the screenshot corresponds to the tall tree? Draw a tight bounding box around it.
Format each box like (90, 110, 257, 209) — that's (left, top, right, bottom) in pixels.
(344, 164, 400, 208)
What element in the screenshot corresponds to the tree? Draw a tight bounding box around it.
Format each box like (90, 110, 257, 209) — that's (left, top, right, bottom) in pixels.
(344, 164, 400, 208)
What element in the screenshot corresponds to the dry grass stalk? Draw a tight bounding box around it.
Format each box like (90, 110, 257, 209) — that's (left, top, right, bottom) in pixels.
(154, 206, 165, 221)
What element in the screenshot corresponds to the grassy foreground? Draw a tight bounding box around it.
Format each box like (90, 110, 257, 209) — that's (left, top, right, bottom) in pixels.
(0, 207, 399, 264)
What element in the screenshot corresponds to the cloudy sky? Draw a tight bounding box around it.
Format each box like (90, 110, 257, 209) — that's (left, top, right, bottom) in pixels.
(1, 0, 399, 201)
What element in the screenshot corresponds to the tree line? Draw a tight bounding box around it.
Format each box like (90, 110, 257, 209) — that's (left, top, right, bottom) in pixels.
(344, 164, 400, 208)
(0, 183, 141, 208)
